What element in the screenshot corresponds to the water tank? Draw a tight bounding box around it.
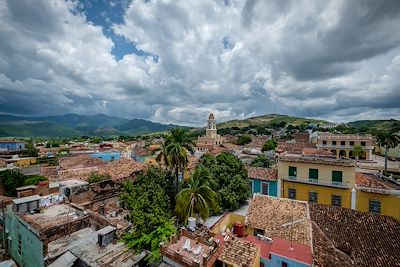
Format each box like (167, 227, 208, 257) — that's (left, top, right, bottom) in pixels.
(188, 217, 196, 231)
(233, 222, 244, 237)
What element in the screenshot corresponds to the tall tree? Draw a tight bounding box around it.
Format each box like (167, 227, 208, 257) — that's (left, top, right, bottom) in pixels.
(120, 167, 175, 263)
(376, 130, 400, 172)
(352, 144, 364, 165)
(157, 128, 194, 192)
(175, 166, 218, 224)
(24, 139, 38, 157)
(200, 152, 250, 211)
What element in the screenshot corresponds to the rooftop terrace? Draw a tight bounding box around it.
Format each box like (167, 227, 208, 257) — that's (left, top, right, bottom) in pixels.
(279, 154, 355, 167)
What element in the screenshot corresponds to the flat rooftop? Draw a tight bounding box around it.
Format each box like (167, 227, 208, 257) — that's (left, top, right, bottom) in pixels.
(279, 154, 355, 167)
(47, 227, 140, 267)
(21, 204, 84, 232)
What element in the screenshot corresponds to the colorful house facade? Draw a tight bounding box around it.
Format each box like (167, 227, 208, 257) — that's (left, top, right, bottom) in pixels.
(278, 154, 355, 209)
(248, 167, 279, 197)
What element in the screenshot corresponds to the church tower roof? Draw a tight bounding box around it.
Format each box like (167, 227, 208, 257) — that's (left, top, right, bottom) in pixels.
(208, 113, 215, 120)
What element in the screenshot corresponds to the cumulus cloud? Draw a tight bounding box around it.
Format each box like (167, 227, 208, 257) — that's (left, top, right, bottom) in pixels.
(0, 0, 399, 126)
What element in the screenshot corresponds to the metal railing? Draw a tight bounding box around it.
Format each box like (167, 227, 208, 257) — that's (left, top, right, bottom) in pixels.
(283, 176, 350, 188)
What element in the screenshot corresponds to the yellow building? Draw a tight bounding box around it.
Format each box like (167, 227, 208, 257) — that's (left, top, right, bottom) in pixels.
(279, 154, 355, 209)
(313, 133, 375, 160)
(5, 157, 36, 167)
(355, 172, 400, 220)
(278, 154, 400, 219)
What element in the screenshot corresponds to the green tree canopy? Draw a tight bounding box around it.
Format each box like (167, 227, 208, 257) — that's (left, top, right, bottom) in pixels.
(156, 128, 195, 192)
(352, 145, 364, 160)
(0, 170, 47, 196)
(261, 139, 278, 152)
(176, 166, 218, 223)
(120, 167, 175, 263)
(88, 172, 111, 183)
(24, 139, 38, 157)
(236, 135, 252, 145)
(376, 130, 400, 171)
(250, 155, 271, 168)
(199, 152, 250, 211)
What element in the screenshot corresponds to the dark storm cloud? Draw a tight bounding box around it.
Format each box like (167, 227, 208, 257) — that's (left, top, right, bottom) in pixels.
(0, 0, 399, 125)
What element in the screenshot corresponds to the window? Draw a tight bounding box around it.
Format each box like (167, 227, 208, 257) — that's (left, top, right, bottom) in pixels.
(341, 141, 346, 146)
(309, 191, 318, 203)
(332, 141, 336, 146)
(361, 141, 366, 146)
(255, 228, 265, 236)
(332, 195, 342, 206)
(249, 180, 253, 194)
(350, 141, 354, 146)
(111, 156, 115, 161)
(17, 233, 22, 255)
(332, 171, 343, 184)
(322, 140, 327, 145)
(288, 188, 296, 200)
(309, 168, 319, 180)
(288, 166, 297, 177)
(261, 182, 269, 195)
(369, 199, 381, 214)
(282, 262, 288, 267)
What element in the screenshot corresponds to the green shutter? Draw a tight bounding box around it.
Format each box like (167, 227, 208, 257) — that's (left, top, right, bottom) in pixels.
(309, 169, 318, 180)
(332, 171, 343, 183)
(289, 166, 297, 177)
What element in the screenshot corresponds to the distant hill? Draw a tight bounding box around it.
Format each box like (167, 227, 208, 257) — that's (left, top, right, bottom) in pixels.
(0, 114, 181, 137)
(217, 114, 330, 129)
(347, 119, 399, 131)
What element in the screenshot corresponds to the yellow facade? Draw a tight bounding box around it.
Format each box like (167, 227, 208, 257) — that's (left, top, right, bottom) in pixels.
(13, 157, 36, 167)
(356, 191, 400, 220)
(282, 181, 352, 208)
(278, 158, 355, 209)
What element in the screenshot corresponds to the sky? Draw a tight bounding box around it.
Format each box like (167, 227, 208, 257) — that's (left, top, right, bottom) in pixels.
(0, 0, 399, 126)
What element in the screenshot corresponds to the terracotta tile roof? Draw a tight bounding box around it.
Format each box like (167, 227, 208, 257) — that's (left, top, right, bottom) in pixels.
(221, 143, 241, 151)
(310, 204, 400, 267)
(59, 155, 106, 169)
(218, 235, 259, 267)
(311, 222, 354, 267)
(58, 167, 98, 181)
(98, 158, 146, 180)
(302, 148, 333, 156)
(247, 167, 277, 181)
(355, 172, 400, 193)
(208, 146, 230, 156)
(277, 142, 315, 154)
(247, 195, 311, 246)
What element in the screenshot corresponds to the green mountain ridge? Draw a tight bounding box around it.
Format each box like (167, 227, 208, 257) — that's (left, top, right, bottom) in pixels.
(0, 114, 180, 137)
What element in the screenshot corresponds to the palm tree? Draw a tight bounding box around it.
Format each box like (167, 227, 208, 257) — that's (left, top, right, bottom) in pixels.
(156, 128, 195, 192)
(175, 167, 218, 224)
(376, 130, 400, 172)
(352, 144, 364, 166)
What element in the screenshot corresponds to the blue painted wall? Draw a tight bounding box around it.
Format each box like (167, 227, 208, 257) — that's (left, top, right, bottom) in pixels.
(269, 253, 311, 267)
(250, 179, 278, 197)
(0, 142, 26, 151)
(90, 151, 121, 162)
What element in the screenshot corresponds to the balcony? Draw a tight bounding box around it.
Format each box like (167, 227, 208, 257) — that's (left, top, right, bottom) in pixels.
(283, 176, 350, 189)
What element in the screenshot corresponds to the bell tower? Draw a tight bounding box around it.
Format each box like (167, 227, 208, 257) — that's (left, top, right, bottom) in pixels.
(206, 113, 217, 139)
